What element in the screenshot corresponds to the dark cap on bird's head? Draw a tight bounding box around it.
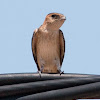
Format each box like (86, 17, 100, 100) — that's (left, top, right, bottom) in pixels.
(43, 13, 66, 30)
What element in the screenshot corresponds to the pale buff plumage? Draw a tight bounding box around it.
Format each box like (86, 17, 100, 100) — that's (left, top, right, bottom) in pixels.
(32, 13, 66, 74)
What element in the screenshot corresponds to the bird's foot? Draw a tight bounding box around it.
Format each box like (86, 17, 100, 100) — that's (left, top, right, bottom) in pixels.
(38, 71, 42, 78)
(60, 71, 64, 75)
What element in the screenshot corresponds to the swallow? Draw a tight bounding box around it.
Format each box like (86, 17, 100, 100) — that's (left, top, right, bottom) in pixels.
(32, 13, 66, 77)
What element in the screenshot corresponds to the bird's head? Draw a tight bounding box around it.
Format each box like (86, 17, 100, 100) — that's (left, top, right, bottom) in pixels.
(43, 13, 66, 31)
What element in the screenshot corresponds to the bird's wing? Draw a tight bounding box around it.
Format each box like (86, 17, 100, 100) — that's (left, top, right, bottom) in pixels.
(31, 29, 39, 70)
(59, 30, 65, 66)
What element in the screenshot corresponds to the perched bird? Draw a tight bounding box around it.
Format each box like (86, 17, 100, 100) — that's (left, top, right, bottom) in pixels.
(32, 13, 66, 76)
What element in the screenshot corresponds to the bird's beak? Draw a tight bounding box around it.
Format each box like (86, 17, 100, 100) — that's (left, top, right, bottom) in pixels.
(61, 16, 66, 20)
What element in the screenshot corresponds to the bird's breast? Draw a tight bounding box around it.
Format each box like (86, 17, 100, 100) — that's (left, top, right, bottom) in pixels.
(36, 32, 60, 63)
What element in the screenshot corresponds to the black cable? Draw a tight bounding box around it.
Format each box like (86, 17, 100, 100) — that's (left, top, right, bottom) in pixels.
(17, 82, 100, 100)
(0, 76, 100, 98)
(0, 73, 99, 86)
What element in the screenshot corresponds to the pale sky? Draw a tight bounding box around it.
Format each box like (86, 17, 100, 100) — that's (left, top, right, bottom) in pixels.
(0, 0, 100, 77)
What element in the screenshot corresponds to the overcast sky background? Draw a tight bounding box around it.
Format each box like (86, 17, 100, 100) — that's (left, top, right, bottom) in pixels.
(0, 0, 100, 79)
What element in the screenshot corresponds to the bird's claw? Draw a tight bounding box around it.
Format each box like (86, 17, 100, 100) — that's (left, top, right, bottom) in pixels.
(38, 71, 42, 78)
(60, 71, 64, 75)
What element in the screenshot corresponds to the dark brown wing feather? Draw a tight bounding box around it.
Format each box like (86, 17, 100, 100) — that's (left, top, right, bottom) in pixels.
(59, 30, 65, 66)
(31, 30, 40, 70)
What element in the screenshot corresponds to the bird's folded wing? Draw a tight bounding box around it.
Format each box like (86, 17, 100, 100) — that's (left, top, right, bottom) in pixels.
(32, 29, 39, 70)
(59, 30, 65, 66)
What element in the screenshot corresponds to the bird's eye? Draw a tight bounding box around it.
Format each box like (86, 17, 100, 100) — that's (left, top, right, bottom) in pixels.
(51, 15, 57, 18)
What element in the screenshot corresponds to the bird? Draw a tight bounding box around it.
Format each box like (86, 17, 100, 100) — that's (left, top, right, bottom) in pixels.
(32, 13, 66, 76)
